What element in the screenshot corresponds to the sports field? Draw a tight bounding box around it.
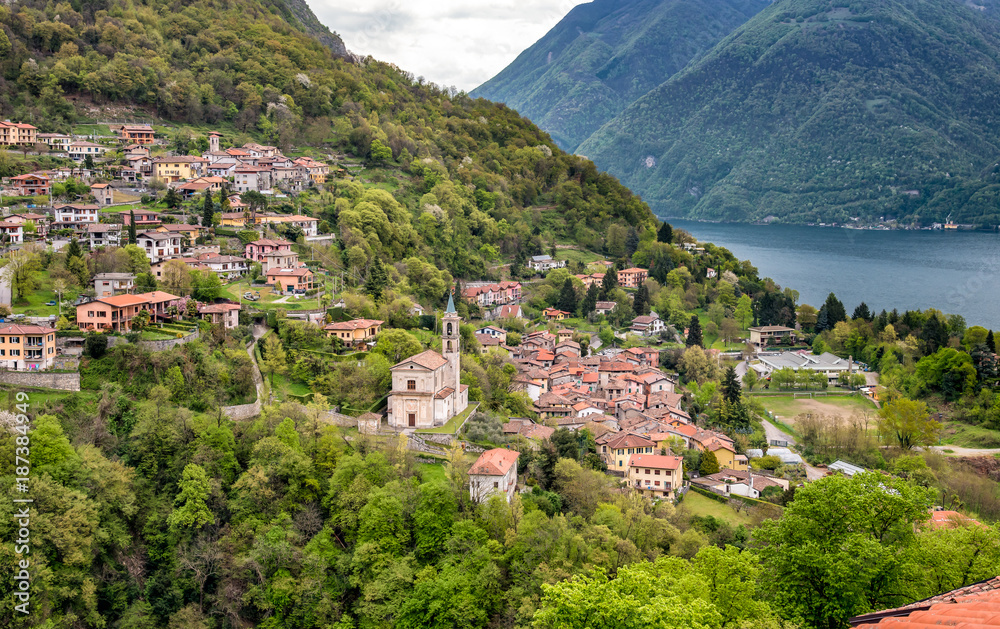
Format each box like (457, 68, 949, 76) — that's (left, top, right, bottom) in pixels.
(757, 394, 876, 425)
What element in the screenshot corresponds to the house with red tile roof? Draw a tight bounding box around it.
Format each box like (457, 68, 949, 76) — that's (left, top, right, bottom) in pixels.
(469, 448, 519, 503)
(628, 454, 683, 499)
(850, 576, 1000, 629)
(0, 323, 56, 370)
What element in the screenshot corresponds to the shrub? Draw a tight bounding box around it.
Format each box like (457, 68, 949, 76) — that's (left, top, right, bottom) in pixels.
(84, 332, 108, 358)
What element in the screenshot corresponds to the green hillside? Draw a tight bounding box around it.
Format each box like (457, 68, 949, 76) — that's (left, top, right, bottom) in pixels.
(0, 0, 656, 277)
(471, 0, 769, 152)
(577, 0, 1000, 225)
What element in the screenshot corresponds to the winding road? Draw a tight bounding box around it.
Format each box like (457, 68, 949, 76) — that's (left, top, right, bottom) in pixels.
(760, 418, 826, 481)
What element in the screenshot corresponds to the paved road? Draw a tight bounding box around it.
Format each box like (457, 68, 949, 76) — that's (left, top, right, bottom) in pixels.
(925, 445, 1000, 457)
(760, 418, 826, 481)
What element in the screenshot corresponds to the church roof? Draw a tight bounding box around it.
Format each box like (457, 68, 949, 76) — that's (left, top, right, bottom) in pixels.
(446, 291, 456, 314)
(395, 349, 448, 371)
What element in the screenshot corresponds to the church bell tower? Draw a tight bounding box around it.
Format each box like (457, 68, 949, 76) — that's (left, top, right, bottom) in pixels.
(442, 291, 461, 395)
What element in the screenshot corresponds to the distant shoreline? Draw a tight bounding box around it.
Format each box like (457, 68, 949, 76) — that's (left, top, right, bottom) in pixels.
(660, 216, 1000, 233)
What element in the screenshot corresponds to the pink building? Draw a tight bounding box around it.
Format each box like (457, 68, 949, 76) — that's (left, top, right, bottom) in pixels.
(245, 238, 293, 261)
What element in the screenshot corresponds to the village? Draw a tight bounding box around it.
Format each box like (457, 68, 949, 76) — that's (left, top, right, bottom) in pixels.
(0, 118, 899, 516)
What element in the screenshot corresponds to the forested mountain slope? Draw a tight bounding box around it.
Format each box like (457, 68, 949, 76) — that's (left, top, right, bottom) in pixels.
(471, 0, 770, 152)
(0, 0, 657, 278)
(576, 0, 1000, 225)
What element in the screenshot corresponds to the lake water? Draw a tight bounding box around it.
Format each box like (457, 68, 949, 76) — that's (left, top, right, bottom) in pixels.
(668, 219, 1000, 329)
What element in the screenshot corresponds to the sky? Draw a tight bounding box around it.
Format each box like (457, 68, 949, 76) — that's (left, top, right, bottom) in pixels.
(310, 0, 589, 92)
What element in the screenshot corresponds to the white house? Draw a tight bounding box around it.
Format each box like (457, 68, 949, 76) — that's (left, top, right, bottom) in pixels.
(631, 312, 665, 336)
(527, 255, 566, 272)
(67, 141, 107, 161)
(195, 255, 248, 280)
(54, 204, 100, 224)
(0, 221, 24, 244)
(87, 223, 122, 248)
(137, 231, 183, 264)
(469, 448, 519, 503)
(93, 273, 135, 298)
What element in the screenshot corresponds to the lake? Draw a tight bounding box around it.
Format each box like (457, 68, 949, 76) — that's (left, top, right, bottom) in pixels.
(668, 219, 1000, 329)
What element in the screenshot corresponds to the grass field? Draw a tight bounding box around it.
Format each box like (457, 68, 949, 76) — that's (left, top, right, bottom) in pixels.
(11, 269, 84, 317)
(219, 277, 330, 311)
(416, 461, 448, 484)
(682, 490, 754, 526)
(555, 247, 606, 266)
(417, 403, 479, 434)
(940, 422, 1000, 449)
(757, 394, 876, 425)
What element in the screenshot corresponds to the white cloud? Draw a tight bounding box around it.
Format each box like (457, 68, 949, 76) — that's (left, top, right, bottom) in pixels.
(310, 0, 588, 91)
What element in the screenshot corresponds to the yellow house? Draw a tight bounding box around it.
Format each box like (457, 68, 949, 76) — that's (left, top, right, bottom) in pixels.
(323, 319, 383, 347)
(601, 433, 656, 473)
(627, 454, 684, 499)
(0, 323, 57, 370)
(153, 156, 206, 183)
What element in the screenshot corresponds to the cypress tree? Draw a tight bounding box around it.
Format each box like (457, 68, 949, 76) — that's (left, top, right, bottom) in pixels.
(657, 222, 673, 244)
(582, 283, 599, 315)
(686, 315, 703, 348)
(625, 228, 639, 258)
(364, 256, 389, 303)
(557, 278, 577, 313)
(202, 191, 214, 228)
(128, 210, 137, 245)
(988, 330, 996, 353)
(600, 268, 618, 300)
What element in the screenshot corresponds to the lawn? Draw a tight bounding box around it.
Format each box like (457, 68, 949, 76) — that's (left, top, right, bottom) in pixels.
(11, 269, 84, 318)
(756, 393, 876, 425)
(681, 490, 754, 526)
(73, 124, 113, 136)
(272, 373, 312, 401)
(940, 422, 1000, 449)
(221, 277, 331, 311)
(556, 248, 606, 266)
(416, 461, 448, 484)
(416, 403, 479, 434)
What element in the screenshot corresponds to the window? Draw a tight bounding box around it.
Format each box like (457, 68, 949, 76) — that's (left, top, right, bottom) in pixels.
(493, 482, 499, 488)
(9, 337, 18, 343)
(11, 350, 19, 356)
(654, 470, 661, 476)
(407, 380, 416, 391)
(654, 481, 660, 486)
(0, 350, 5, 356)
(645, 469, 650, 474)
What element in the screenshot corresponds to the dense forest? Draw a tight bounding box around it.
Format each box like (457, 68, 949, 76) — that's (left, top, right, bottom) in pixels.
(472, 0, 770, 152)
(569, 0, 1000, 226)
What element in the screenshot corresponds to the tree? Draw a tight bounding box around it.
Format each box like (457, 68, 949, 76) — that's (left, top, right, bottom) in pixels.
(700, 449, 720, 475)
(191, 271, 222, 301)
(130, 309, 151, 334)
(84, 153, 95, 170)
(743, 369, 759, 393)
(162, 260, 193, 295)
(720, 318, 739, 347)
(365, 256, 389, 302)
(533, 556, 722, 629)
(920, 315, 949, 356)
(599, 267, 618, 299)
(755, 473, 932, 629)
(657, 222, 673, 243)
(135, 272, 157, 293)
(598, 326, 615, 348)
(201, 191, 214, 229)
(557, 278, 577, 313)
(372, 329, 422, 363)
(128, 210, 137, 244)
(582, 283, 599, 315)
(261, 333, 288, 389)
(4, 248, 42, 302)
(84, 332, 108, 358)
(122, 244, 151, 274)
(634, 284, 650, 316)
(686, 315, 703, 348)
(369, 138, 392, 164)
(988, 330, 996, 353)
(735, 294, 753, 329)
(680, 346, 718, 384)
(164, 187, 182, 209)
(823, 293, 848, 326)
(878, 398, 941, 450)
(852, 302, 872, 321)
(167, 464, 215, 532)
(722, 366, 741, 405)
(66, 237, 83, 259)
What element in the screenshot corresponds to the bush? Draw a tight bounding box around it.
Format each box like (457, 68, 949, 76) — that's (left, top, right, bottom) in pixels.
(306, 289, 318, 296)
(84, 332, 108, 359)
(751, 455, 782, 471)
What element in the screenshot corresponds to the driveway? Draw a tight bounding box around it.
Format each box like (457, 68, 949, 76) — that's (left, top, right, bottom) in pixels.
(925, 445, 1000, 457)
(760, 418, 826, 481)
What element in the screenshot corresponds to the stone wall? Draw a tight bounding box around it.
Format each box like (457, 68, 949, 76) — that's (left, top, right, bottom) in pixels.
(103, 330, 201, 351)
(222, 337, 264, 421)
(0, 371, 80, 391)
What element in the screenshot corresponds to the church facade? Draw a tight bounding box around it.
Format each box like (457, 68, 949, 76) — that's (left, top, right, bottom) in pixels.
(388, 295, 469, 429)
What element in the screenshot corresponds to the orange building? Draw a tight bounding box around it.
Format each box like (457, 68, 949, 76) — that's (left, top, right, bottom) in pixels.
(617, 267, 649, 289)
(266, 267, 314, 292)
(75, 291, 179, 332)
(323, 319, 383, 346)
(119, 124, 155, 145)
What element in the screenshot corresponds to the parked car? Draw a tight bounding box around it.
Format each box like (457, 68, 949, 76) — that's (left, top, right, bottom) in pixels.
(45, 300, 57, 306)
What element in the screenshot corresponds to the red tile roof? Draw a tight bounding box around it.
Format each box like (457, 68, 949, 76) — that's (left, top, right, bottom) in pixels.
(852, 577, 1000, 629)
(629, 454, 682, 471)
(469, 448, 519, 476)
(324, 319, 383, 331)
(397, 349, 448, 370)
(0, 324, 56, 335)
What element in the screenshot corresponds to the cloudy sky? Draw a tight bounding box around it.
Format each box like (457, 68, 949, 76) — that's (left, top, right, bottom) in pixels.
(310, 0, 588, 92)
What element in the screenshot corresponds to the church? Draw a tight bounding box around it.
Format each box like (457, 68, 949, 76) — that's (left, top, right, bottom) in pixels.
(388, 293, 469, 429)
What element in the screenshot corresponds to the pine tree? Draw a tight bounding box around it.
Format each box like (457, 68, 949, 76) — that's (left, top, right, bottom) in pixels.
(600, 268, 618, 300)
(634, 284, 651, 316)
(722, 365, 741, 405)
(657, 222, 673, 244)
(625, 228, 639, 258)
(815, 305, 829, 332)
(202, 191, 214, 228)
(988, 330, 996, 353)
(364, 256, 389, 302)
(852, 302, 872, 321)
(557, 278, 577, 313)
(823, 292, 847, 325)
(920, 315, 949, 356)
(128, 210, 137, 245)
(582, 283, 599, 315)
(66, 238, 82, 259)
(686, 315, 703, 348)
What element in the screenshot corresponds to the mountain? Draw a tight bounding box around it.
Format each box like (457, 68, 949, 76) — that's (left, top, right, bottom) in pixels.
(0, 0, 656, 276)
(471, 0, 771, 152)
(577, 0, 1000, 225)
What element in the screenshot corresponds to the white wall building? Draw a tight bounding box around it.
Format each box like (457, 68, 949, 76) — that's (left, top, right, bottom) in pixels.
(469, 448, 519, 503)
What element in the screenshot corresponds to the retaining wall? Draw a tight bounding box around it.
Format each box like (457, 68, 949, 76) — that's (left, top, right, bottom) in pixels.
(0, 371, 81, 391)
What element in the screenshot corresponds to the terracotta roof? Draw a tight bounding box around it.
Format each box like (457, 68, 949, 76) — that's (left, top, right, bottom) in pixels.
(852, 577, 1000, 629)
(629, 454, 682, 471)
(324, 319, 383, 331)
(396, 349, 448, 371)
(927, 510, 983, 529)
(96, 294, 150, 307)
(606, 432, 655, 450)
(0, 324, 56, 335)
(141, 291, 180, 303)
(469, 448, 519, 476)
(199, 303, 241, 314)
(434, 387, 455, 399)
(267, 268, 312, 277)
